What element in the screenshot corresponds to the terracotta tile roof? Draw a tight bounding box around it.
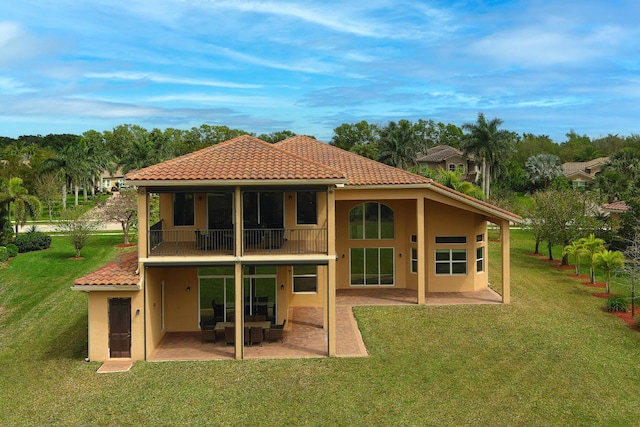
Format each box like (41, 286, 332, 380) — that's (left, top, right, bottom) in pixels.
(73, 251, 140, 288)
(416, 145, 470, 163)
(562, 157, 609, 176)
(125, 135, 346, 183)
(275, 136, 432, 186)
(602, 200, 630, 212)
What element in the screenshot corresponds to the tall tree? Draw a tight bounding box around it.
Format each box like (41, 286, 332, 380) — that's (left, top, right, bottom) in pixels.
(0, 177, 41, 234)
(34, 172, 62, 221)
(460, 113, 513, 198)
(100, 188, 138, 244)
(377, 119, 419, 169)
(331, 121, 379, 153)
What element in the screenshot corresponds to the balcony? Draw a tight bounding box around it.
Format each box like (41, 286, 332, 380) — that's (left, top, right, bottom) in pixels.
(148, 222, 328, 257)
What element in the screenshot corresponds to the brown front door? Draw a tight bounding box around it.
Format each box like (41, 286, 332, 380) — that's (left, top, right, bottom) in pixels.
(109, 298, 131, 358)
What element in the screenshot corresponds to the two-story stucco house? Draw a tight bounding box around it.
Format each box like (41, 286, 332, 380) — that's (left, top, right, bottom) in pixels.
(73, 135, 520, 362)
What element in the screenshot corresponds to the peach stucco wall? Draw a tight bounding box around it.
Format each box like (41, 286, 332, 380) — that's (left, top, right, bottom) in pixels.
(87, 290, 144, 362)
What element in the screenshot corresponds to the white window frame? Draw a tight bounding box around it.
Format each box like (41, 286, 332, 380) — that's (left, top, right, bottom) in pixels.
(292, 265, 318, 294)
(476, 246, 485, 273)
(411, 247, 418, 274)
(435, 249, 467, 275)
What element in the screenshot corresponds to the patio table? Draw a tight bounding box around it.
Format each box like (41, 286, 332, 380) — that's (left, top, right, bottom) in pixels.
(213, 321, 271, 343)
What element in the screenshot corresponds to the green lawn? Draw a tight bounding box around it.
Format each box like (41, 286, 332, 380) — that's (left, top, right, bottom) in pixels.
(1, 231, 639, 425)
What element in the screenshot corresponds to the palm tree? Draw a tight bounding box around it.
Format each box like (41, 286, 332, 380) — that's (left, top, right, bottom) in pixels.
(0, 177, 41, 234)
(460, 113, 513, 198)
(435, 168, 485, 200)
(563, 240, 586, 276)
(525, 153, 563, 190)
(377, 120, 419, 169)
(594, 249, 625, 294)
(578, 233, 606, 284)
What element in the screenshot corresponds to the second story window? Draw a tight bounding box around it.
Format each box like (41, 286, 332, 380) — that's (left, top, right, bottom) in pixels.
(173, 193, 194, 226)
(296, 191, 317, 225)
(348, 202, 394, 240)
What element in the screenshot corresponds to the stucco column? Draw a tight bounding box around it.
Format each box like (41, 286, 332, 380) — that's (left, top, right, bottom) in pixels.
(234, 187, 243, 358)
(501, 220, 511, 304)
(327, 187, 337, 356)
(417, 196, 426, 304)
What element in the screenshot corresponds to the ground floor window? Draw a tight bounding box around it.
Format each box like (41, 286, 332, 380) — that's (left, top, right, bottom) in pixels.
(435, 249, 467, 275)
(293, 265, 318, 293)
(350, 247, 394, 286)
(411, 247, 418, 274)
(476, 246, 485, 273)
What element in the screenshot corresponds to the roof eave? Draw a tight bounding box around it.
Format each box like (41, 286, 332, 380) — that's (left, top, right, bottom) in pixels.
(127, 178, 348, 187)
(71, 284, 141, 292)
(427, 183, 522, 223)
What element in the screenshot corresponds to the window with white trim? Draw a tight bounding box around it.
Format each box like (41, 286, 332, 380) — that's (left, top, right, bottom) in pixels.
(435, 249, 467, 275)
(476, 246, 484, 273)
(293, 265, 318, 293)
(348, 202, 394, 240)
(411, 247, 418, 274)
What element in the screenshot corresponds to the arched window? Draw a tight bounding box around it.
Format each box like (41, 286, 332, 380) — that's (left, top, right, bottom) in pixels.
(348, 202, 394, 239)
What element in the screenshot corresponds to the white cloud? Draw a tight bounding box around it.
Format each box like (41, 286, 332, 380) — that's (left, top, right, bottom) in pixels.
(84, 72, 262, 89)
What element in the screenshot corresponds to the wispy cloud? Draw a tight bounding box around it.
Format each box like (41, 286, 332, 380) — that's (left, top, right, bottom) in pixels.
(84, 72, 263, 89)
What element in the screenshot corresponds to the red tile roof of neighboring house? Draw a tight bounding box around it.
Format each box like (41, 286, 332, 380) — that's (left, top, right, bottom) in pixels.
(125, 135, 346, 183)
(562, 157, 609, 176)
(73, 251, 140, 289)
(275, 135, 432, 186)
(602, 200, 630, 212)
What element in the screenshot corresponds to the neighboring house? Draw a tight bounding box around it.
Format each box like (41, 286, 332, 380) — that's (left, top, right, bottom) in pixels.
(100, 169, 126, 192)
(602, 200, 630, 228)
(73, 135, 520, 362)
(416, 145, 478, 182)
(561, 157, 609, 189)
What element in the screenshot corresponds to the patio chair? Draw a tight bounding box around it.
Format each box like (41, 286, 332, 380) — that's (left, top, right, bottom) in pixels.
(200, 321, 216, 343)
(225, 326, 235, 345)
(244, 326, 251, 346)
(250, 326, 263, 346)
(265, 319, 286, 343)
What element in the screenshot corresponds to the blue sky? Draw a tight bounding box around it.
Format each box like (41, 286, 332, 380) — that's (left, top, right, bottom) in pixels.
(1, 0, 639, 143)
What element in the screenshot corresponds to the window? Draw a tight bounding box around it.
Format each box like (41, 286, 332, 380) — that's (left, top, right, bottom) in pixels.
(350, 247, 394, 285)
(435, 249, 467, 275)
(173, 193, 194, 226)
(476, 246, 485, 273)
(243, 192, 283, 228)
(476, 234, 484, 242)
(435, 236, 466, 244)
(293, 265, 317, 293)
(410, 234, 417, 243)
(296, 191, 317, 225)
(349, 202, 394, 240)
(448, 163, 456, 172)
(411, 247, 418, 273)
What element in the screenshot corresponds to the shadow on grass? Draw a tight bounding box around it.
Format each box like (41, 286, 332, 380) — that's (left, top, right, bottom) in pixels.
(42, 313, 89, 361)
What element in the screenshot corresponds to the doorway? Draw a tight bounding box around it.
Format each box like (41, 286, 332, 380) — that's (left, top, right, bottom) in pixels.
(108, 298, 131, 358)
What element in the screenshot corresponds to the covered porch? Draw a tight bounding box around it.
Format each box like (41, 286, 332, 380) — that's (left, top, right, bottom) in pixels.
(147, 288, 501, 361)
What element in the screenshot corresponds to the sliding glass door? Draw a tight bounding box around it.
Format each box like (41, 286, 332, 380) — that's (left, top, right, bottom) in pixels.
(350, 247, 395, 286)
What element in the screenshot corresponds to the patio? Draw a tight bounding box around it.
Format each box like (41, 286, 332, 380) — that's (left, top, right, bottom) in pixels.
(147, 288, 502, 362)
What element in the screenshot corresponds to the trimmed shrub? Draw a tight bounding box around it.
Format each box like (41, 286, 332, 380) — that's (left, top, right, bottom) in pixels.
(605, 295, 628, 313)
(0, 247, 8, 263)
(13, 232, 52, 253)
(6, 243, 18, 258)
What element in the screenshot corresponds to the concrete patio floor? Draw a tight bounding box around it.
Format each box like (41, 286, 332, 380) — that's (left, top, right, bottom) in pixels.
(146, 287, 502, 362)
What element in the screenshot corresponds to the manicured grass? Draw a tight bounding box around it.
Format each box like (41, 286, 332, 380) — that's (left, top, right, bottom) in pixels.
(1, 231, 640, 425)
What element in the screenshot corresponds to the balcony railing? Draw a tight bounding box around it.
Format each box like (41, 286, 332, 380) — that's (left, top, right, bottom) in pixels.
(147, 227, 328, 257)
